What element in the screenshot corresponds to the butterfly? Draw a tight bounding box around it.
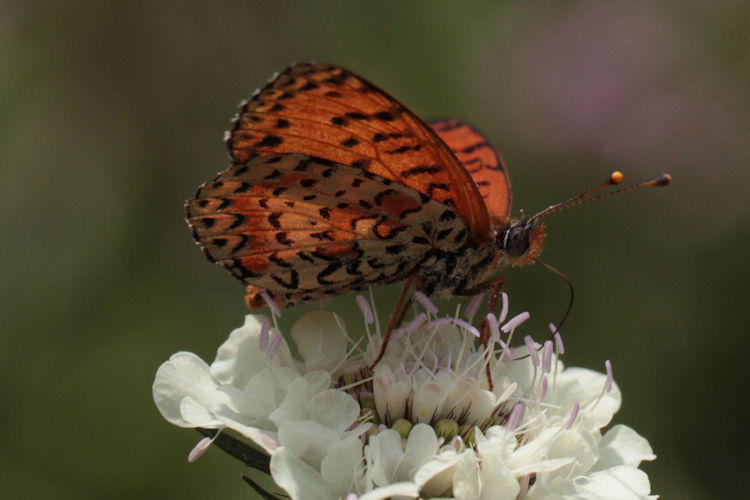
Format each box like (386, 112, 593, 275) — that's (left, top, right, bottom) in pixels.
(185, 63, 669, 313)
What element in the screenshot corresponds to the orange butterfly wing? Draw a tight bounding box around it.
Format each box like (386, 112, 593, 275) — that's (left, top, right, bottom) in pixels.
(430, 119, 512, 224)
(186, 153, 469, 309)
(227, 63, 492, 243)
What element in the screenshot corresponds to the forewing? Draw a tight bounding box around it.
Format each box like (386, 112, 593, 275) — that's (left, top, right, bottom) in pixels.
(430, 119, 512, 222)
(186, 154, 468, 308)
(227, 63, 491, 242)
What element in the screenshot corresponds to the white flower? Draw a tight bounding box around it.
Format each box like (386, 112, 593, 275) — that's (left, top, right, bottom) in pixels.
(153, 293, 656, 499)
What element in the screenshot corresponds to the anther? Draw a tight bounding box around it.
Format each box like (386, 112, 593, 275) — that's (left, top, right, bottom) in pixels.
(188, 436, 214, 463)
(542, 340, 553, 373)
(566, 402, 580, 429)
(356, 295, 374, 324)
(538, 376, 548, 402)
(261, 290, 281, 317)
(502, 311, 530, 333)
(414, 291, 438, 315)
(403, 312, 427, 334)
(499, 292, 509, 323)
(259, 318, 271, 351)
(524, 335, 539, 367)
(605, 360, 613, 393)
(507, 403, 525, 431)
(486, 313, 500, 342)
(465, 292, 485, 321)
(266, 333, 283, 359)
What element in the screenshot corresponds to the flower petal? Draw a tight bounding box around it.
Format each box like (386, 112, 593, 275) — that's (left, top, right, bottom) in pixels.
(152, 352, 228, 427)
(320, 434, 366, 493)
(269, 371, 331, 428)
(291, 311, 348, 372)
(395, 424, 439, 481)
(594, 425, 656, 470)
(309, 389, 361, 433)
(278, 420, 341, 469)
(209, 315, 269, 387)
(452, 450, 480, 500)
(358, 482, 420, 500)
(270, 447, 339, 500)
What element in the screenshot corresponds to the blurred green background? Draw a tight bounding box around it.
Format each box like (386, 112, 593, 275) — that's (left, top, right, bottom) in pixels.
(2, 1, 748, 498)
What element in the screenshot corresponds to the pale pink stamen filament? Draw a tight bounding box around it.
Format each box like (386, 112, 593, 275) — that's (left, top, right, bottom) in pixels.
(566, 402, 580, 429)
(259, 318, 271, 351)
(414, 291, 438, 315)
(188, 436, 214, 463)
(538, 376, 548, 402)
(502, 311, 530, 333)
(452, 318, 481, 338)
(542, 340, 553, 373)
(464, 292, 485, 321)
(524, 335, 539, 366)
(356, 295, 374, 324)
(429, 317, 480, 337)
(554, 332, 565, 354)
(507, 402, 525, 431)
(499, 292, 509, 322)
(486, 313, 500, 342)
(404, 312, 427, 334)
(605, 360, 614, 393)
(266, 333, 283, 359)
(261, 290, 281, 318)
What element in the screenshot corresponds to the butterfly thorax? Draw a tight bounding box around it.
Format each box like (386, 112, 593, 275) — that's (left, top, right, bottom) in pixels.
(416, 240, 498, 298)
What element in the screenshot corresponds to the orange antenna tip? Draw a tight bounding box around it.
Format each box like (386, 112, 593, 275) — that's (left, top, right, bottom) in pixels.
(655, 174, 672, 186)
(610, 171, 624, 185)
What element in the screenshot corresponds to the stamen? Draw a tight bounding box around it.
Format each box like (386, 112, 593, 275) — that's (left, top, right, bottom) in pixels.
(497, 339, 514, 362)
(260, 434, 279, 448)
(346, 494, 358, 500)
(507, 402, 525, 431)
(554, 332, 565, 354)
(187, 436, 215, 463)
(368, 287, 381, 338)
(486, 313, 500, 342)
(566, 402, 580, 429)
(502, 311, 530, 333)
(259, 318, 271, 351)
(499, 292, 509, 323)
(605, 360, 613, 393)
(428, 317, 453, 329)
(518, 474, 531, 497)
(542, 340, 553, 373)
(452, 318, 481, 338)
(261, 290, 281, 318)
(414, 291, 438, 315)
(266, 332, 283, 360)
(356, 295, 374, 324)
(495, 382, 518, 408)
(428, 316, 480, 338)
(524, 335, 539, 367)
(403, 312, 427, 334)
(538, 376, 548, 402)
(464, 292, 485, 321)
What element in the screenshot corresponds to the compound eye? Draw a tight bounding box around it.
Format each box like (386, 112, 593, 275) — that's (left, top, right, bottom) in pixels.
(505, 226, 530, 257)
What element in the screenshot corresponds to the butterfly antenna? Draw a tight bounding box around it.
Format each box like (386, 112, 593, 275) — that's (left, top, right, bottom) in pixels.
(529, 171, 671, 223)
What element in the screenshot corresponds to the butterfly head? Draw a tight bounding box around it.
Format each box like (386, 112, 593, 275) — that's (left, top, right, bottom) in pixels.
(498, 219, 546, 266)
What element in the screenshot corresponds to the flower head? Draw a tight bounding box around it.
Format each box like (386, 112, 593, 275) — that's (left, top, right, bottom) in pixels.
(153, 293, 656, 499)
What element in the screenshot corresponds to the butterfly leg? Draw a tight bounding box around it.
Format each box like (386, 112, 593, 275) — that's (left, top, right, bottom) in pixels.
(368, 274, 418, 370)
